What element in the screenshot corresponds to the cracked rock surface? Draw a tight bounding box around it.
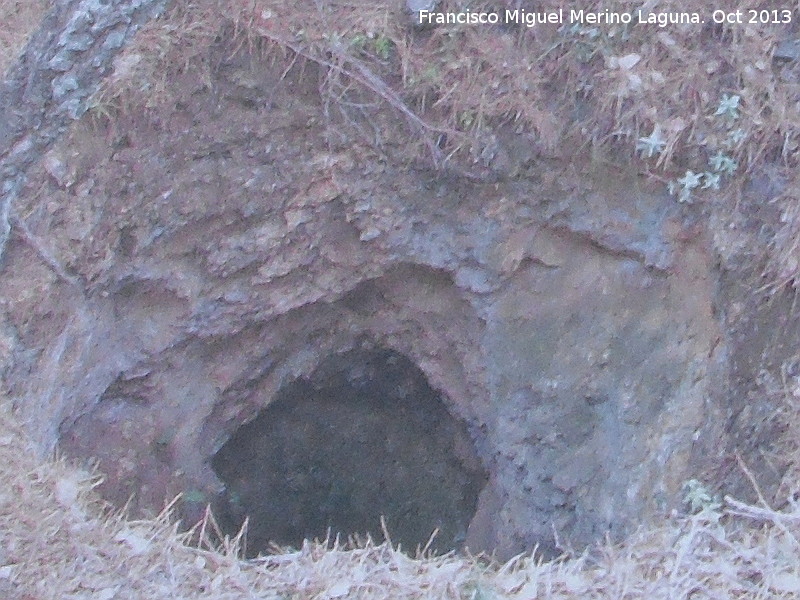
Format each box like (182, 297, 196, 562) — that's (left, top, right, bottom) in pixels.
(0, 45, 746, 559)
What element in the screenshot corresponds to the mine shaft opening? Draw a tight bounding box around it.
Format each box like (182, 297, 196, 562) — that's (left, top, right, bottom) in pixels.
(211, 348, 487, 557)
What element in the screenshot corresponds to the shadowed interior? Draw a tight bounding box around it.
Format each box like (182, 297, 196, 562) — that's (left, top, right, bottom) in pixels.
(211, 348, 488, 556)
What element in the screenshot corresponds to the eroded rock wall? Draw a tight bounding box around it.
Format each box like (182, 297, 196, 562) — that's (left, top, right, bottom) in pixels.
(1, 49, 728, 558)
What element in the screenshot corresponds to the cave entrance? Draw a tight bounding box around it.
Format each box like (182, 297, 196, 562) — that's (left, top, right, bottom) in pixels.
(211, 348, 487, 557)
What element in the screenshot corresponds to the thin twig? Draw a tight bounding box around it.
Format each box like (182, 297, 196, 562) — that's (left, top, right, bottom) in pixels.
(380, 515, 393, 549)
(734, 450, 772, 510)
(725, 496, 800, 523)
(419, 527, 439, 557)
(253, 27, 452, 168)
(724, 493, 800, 550)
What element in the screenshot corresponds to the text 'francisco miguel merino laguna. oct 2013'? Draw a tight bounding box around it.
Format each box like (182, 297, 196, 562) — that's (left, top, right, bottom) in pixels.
(417, 8, 793, 28)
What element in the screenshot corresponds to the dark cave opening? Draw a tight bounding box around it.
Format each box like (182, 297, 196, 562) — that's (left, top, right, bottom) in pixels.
(211, 348, 487, 557)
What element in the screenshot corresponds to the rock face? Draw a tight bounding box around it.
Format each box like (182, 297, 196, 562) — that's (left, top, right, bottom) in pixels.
(0, 0, 171, 265)
(1, 47, 731, 559)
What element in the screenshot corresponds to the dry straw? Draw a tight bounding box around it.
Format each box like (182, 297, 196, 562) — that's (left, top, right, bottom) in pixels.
(3, 390, 800, 599)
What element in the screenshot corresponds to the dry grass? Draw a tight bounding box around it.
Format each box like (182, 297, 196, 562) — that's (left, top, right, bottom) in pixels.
(4, 390, 800, 599)
(3, 0, 800, 209)
(0, 396, 487, 600)
(92, 0, 796, 160)
(84, 0, 800, 284)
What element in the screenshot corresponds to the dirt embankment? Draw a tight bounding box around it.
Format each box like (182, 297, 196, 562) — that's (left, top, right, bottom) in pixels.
(1, 0, 798, 573)
(2, 41, 744, 559)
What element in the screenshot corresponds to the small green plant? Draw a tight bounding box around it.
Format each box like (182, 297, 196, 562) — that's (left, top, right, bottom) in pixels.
(349, 32, 393, 60)
(664, 93, 744, 203)
(636, 126, 666, 158)
(709, 151, 738, 176)
(701, 171, 721, 190)
(373, 35, 392, 60)
(85, 93, 120, 125)
(350, 33, 368, 51)
(669, 170, 702, 203)
(725, 128, 747, 148)
(714, 93, 741, 121)
(683, 479, 721, 514)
